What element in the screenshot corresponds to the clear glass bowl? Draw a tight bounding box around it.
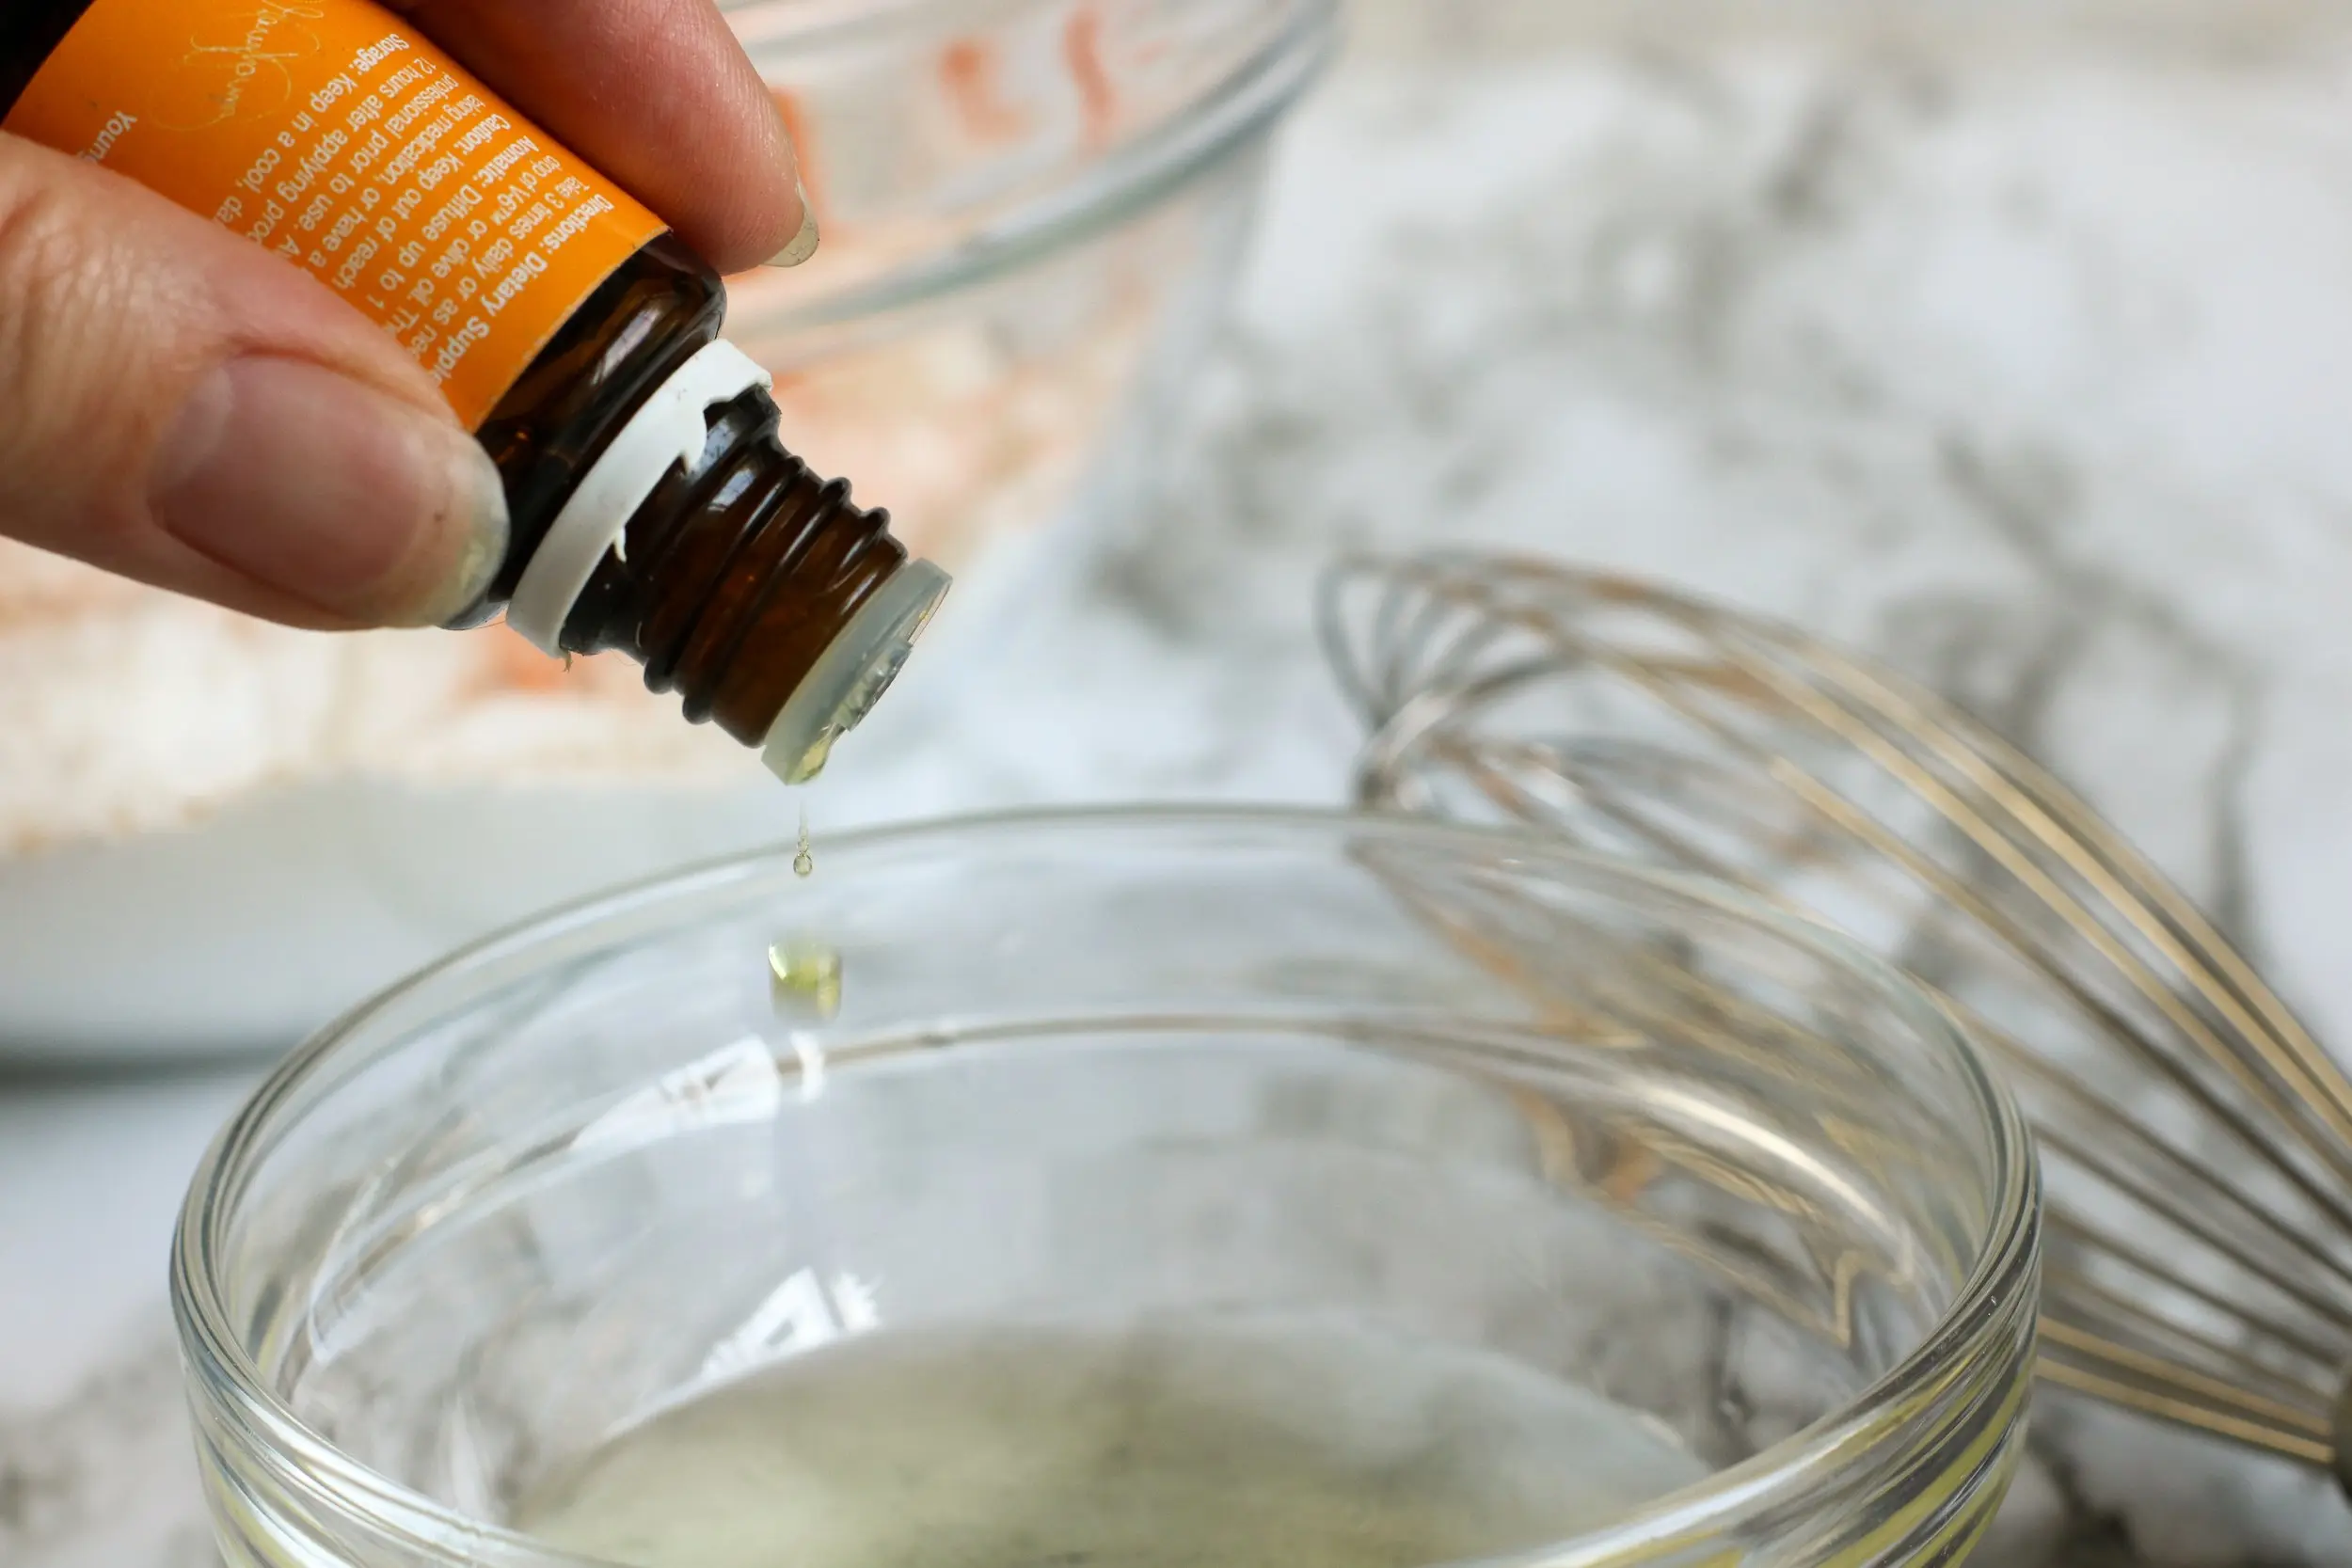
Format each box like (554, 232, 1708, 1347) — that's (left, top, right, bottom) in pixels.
(174, 809, 2039, 1566)
(715, 0, 1336, 570)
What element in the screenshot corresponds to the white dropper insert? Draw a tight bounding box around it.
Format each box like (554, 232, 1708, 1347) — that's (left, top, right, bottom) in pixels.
(504, 341, 773, 657)
(761, 560, 951, 784)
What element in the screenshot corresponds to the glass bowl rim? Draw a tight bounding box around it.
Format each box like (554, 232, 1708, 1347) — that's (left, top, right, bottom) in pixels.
(716, 0, 1320, 50)
(718, 0, 1340, 332)
(171, 803, 2041, 1565)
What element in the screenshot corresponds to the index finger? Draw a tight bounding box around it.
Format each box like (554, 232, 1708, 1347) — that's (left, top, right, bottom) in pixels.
(388, 0, 802, 273)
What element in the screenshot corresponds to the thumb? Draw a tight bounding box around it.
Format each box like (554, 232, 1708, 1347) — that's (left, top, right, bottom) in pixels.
(0, 135, 508, 630)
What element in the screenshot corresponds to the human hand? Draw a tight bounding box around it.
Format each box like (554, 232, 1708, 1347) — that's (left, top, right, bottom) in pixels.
(0, 0, 805, 631)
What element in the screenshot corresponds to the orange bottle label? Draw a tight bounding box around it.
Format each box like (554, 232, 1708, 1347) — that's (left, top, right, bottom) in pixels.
(4, 0, 668, 430)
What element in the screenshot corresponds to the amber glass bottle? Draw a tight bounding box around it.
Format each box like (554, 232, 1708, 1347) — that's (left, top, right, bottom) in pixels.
(3, 0, 946, 784)
(459, 232, 948, 782)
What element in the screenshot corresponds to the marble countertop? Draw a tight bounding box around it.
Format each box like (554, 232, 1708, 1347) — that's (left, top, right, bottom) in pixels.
(10, 8, 2352, 1564)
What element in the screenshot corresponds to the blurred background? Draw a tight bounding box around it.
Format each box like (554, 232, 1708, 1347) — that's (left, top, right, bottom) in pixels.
(6, 0, 2352, 1562)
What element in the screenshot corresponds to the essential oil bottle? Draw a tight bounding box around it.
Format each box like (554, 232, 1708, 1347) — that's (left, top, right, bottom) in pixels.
(1, 0, 947, 784)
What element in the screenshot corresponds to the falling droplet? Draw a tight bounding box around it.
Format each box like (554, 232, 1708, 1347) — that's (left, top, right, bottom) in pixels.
(769, 940, 842, 1019)
(794, 803, 815, 879)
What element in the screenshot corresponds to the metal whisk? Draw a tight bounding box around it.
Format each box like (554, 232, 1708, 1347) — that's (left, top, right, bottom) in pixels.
(1319, 549, 2352, 1487)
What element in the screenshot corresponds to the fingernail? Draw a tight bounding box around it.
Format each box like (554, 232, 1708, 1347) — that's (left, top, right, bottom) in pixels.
(767, 180, 820, 267)
(153, 357, 510, 627)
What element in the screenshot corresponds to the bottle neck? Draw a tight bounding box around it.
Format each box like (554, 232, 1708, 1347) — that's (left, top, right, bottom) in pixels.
(557, 357, 948, 782)
(503, 340, 773, 657)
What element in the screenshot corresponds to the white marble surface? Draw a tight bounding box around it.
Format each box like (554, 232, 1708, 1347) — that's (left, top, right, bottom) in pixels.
(10, 11, 2352, 1564)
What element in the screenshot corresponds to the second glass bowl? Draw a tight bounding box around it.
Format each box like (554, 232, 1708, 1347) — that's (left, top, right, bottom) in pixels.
(175, 809, 2039, 1566)
(719, 0, 1338, 569)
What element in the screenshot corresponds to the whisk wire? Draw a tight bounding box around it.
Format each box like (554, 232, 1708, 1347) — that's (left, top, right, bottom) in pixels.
(1784, 631, 2352, 1164)
(1958, 1013, 2352, 1306)
(2042, 1212, 2341, 1379)
(2035, 1120, 2352, 1333)
(1321, 551, 2352, 1485)
(1802, 631, 2349, 1123)
(1357, 558, 2352, 1242)
(2038, 1323, 2334, 1463)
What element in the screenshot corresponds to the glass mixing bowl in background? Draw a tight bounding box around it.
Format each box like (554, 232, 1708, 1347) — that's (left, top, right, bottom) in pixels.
(175, 810, 2040, 1567)
(0, 1, 1339, 1062)
(719, 0, 1339, 569)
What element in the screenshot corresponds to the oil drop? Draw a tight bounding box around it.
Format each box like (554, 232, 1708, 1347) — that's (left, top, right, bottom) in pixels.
(794, 805, 816, 879)
(513, 1316, 1709, 1568)
(768, 940, 843, 1020)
